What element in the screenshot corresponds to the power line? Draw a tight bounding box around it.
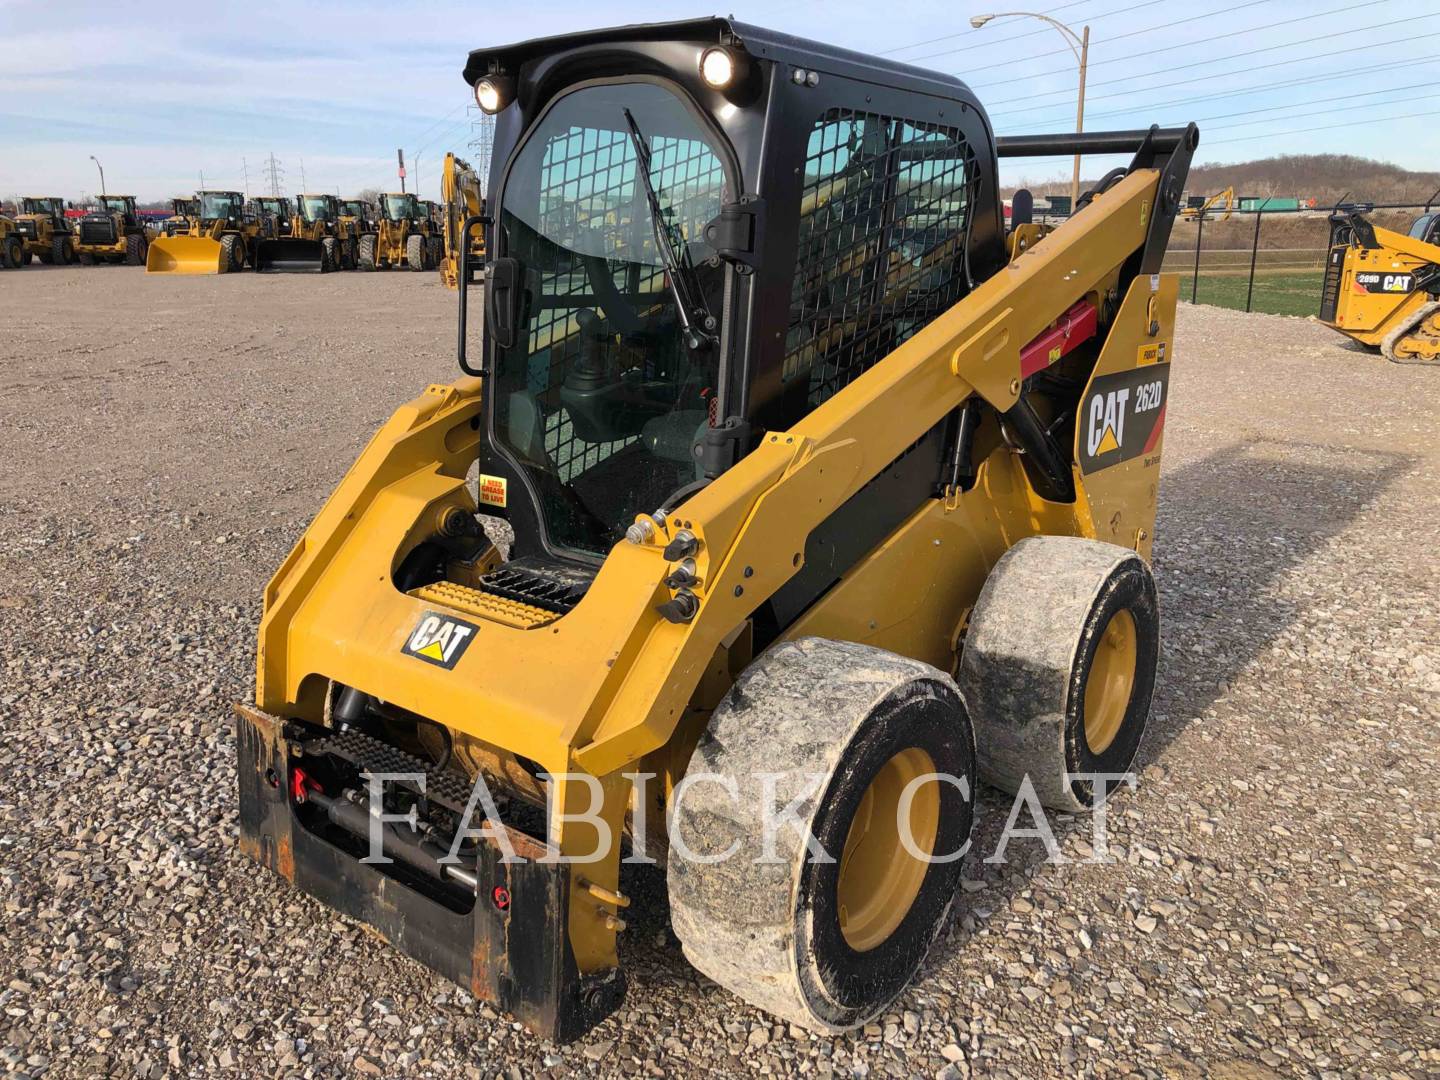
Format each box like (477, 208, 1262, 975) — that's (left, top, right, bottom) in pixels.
(885, 0, 1168, 65)
(990, 54, 1440, 126)
(983, 26, 1440, 108)
(999, 104, 1440, 168)
(877, 0, 1093, 56)
(961, 0, 1275, 78)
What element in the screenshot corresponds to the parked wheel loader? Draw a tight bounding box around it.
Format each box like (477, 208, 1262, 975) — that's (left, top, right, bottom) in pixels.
(251, 196, 295, 240)
(14, 197, 76, 265)
(73, 194, 150, 265)
(146, 190, 257, 274)
(1319, 209, 1440, 364)
(160, 197, 198, 237)
(235, 19, 1196, 1042)
(255, 193, 357, 273)
(357, 190, 438, 270)
(0, 213, 24, 269)
(440, 151, 486, 289)
(339, 198, 377, 240)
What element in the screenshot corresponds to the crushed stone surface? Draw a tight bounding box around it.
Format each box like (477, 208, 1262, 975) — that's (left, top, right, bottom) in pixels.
(0, 265, 1436, 1078)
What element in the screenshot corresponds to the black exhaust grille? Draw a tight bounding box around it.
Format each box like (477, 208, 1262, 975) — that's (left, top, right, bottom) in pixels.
(479, 562, 591, 614)
(1319, 245, 1346, 322)
(79, 218, 117, 245)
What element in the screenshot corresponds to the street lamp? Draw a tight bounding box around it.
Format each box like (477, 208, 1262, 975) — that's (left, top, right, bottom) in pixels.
(89, 155, 106, 197)
(971, 11, 1090, 210)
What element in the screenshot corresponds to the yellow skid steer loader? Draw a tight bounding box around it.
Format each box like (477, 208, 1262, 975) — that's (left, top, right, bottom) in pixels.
(146, 190, 256, 274)
(235, 19, 1197, 1043)
(1319, 209, 1440, 364)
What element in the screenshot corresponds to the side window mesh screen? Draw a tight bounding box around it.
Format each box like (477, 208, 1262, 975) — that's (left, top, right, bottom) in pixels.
(786, 110, 975, 409)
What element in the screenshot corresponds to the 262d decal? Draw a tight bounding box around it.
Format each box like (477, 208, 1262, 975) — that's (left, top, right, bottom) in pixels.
(1078, 363, 1170, 474)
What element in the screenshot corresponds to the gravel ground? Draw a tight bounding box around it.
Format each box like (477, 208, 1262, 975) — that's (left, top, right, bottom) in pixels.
(1, 264, 1437, 1080)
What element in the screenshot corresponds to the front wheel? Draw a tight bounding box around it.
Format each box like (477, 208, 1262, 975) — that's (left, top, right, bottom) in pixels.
(2, 235, 21, 268)
(124, 233, 147, 266)
(406, 233, 425, 271)
(357, 233, 377, 270)
(668, 637, 975, 1032)
(219, 233, 240, 273)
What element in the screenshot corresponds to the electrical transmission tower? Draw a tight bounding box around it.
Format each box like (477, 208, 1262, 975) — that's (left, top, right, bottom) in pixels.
(467, 108, 496, 181)
(263, 153, 286, 197)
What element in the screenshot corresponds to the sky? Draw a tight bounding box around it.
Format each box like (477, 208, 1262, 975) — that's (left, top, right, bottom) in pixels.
(3, 0, 1438, 203)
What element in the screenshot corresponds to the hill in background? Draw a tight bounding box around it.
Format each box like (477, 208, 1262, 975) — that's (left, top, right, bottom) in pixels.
(1006, 154, 1440, 206)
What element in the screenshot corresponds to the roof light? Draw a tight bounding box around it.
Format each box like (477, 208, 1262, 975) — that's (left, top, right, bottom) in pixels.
(699, 46, 738, 89)
(474, 75, 514, 114)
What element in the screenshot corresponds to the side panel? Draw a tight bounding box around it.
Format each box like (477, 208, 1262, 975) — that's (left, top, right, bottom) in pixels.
(1072, 273, 1178, 561)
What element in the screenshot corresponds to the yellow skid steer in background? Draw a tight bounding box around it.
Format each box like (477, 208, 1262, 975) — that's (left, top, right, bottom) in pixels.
(1319, 210, 1440, 364)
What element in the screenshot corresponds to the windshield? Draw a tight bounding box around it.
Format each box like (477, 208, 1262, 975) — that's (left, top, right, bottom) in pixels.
(301, 196, 332, 221)
(101, 196, 128, 213)
(342, 201, 364, 217)
(384, 194, 417, 221)
(199, 193, 240, 220)
(24, 198, 62, 216)
(493, 81, 728, 556)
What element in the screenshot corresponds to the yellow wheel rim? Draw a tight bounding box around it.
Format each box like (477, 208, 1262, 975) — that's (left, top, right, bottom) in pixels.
(1084, 608, 1137, 754)
(835, 747, 939, 952)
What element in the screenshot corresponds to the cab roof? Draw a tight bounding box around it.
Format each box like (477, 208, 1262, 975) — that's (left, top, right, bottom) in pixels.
(462, 16, 978, 105)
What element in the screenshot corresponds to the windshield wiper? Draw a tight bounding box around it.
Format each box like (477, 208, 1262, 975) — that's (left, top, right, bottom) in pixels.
(622, 108, 716, 352)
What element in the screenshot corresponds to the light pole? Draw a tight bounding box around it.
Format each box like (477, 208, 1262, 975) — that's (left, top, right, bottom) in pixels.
(971, 12, 1089, 211)
(89, 155, 106, 197)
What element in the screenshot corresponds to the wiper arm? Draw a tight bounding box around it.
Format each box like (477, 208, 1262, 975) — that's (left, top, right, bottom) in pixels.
(622, 108, 716, 351)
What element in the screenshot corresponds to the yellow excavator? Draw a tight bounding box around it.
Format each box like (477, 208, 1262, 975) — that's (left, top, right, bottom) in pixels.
(255, 193, 357, 273)
(234, 19, 1198, 1044)
(1319, 210, 1440, 364)
(146, 190, 259, 274)
(440, 151, 486, 289)
(1181, 185, 1233, 221)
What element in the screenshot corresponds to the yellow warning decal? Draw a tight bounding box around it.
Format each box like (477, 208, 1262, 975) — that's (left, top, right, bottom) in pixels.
(1137, 341, 1167, 365)
(478, 474, 508, 508)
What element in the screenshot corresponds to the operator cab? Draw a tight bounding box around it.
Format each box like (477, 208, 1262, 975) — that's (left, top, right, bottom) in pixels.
(1409, 213, 1440, 246)
(462, 18, 1004, 564)
(196, 190, 244, 224)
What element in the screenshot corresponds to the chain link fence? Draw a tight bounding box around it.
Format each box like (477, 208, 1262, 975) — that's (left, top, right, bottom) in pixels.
(1161, 199, 1437, 317)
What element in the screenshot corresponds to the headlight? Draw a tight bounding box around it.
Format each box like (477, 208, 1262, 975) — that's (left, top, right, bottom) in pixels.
(474, 75, 514, 114)
(699, 46, 737, 89)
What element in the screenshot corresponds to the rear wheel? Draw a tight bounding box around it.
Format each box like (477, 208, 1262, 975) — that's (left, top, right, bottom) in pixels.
(357, 234, 377, 271)
(124, 233, 146, 266)
(668, 637, 975, 1032)
(958, 535, 1160, 812)
(428, 235, 444, 269)
(406, 233, 425, 271)
(321, 237, 338, 272)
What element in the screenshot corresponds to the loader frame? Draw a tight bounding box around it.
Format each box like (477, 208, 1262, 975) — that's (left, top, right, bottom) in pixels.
(237, 17, 1195, 1042)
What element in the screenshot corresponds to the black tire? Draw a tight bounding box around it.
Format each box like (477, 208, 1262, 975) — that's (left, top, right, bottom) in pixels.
(219, 234, 240, 274)
(668, 637, 976, 1032)
(357, 233, 377, 271)
(20, 247, 33, 266)
(427, 235, 444, 269)
(37, 245, 53, 265)
(347, 237, 359, 270)
(78, 251, 96, 266)
(406, 233, 425, 271)
(52, 234, 73, 265)
(124, 233, 146, 266)
(319, 237, 337, 273)
(2, 236, 21, 268)
(958, 535, 1160, 812)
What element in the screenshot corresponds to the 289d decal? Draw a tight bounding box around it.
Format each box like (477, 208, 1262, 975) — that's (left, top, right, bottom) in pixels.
(1078, 363, 1170, 474)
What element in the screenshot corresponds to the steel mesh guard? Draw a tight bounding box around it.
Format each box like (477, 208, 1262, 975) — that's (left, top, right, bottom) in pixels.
(527, 124, 725, 483)
(786, 110, 975, 409)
